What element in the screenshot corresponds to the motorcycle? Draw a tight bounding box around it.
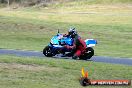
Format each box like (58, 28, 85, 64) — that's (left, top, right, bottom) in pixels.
(43, 30, 97, 60)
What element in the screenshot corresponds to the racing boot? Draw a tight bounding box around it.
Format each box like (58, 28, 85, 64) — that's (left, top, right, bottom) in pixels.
(72, 55, 78, 59)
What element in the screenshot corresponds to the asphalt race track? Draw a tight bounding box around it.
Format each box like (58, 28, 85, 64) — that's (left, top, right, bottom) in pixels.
(0, 49, 132, 66)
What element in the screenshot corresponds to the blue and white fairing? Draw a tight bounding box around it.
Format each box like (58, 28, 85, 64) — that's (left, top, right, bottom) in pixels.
(85, 39, 97, 47)
(50, 34, 73, 48)
(50, 33, 97, 48)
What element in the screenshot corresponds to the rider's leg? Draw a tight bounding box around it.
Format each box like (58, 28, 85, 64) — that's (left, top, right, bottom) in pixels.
(72, 45, 86, 59)
(72, 50, 81, 59)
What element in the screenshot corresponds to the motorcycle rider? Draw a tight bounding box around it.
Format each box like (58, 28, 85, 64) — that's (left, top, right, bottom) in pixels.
(62, 27, 87, 59)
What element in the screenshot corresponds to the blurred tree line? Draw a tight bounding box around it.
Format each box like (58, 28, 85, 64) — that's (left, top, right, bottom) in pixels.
(0, 0, 75, 8)
(0, 0, 73, 4)
(0, 0, 64, 6)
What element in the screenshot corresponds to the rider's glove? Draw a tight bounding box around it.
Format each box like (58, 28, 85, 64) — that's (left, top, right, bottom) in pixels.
(64, 45, 71, 49)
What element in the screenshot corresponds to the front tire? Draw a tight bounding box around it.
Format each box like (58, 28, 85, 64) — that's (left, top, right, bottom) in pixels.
(43, 46, 53, 57)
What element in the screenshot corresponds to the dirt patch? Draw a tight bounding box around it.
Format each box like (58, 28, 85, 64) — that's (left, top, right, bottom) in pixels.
(0, 63, 60, 72)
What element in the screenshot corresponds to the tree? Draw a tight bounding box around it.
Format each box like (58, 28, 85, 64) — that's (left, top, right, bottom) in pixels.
(7, 0, 10, 6)
(1, 0, 4, 3)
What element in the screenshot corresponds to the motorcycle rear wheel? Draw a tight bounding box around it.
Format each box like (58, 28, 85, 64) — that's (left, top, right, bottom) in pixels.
(79, 47, 94, 60)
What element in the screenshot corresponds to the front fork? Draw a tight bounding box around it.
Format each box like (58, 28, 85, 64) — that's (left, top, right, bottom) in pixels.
(48, 44, 62, 56)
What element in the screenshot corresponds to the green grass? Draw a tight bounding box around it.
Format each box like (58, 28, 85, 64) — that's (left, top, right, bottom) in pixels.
(0, 55, 131, 88)
(0, 4, 132, 58)
(64, 0, 132, 5)
(0, 1, 132, 88)
(50, 0, 132, 10)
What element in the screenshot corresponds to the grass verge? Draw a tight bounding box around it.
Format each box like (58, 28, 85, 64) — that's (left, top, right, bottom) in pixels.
(0, 55, 131, 88)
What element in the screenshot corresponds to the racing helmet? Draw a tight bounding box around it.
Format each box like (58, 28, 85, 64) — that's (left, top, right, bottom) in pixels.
(68, 27, 77, 38)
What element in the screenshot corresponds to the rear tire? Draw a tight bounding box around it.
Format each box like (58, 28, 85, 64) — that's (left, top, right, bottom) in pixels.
(43, 46, 53, 57)
(79, 47, 94, 60)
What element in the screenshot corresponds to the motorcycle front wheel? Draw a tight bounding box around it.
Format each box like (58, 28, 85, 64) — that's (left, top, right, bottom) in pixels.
(43, 46, 53, 57)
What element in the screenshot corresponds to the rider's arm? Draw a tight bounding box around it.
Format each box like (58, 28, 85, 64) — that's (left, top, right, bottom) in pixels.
(64, 43, 76, 50)
(64, 38, 76, 49)
(63, 34, 70, 37)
